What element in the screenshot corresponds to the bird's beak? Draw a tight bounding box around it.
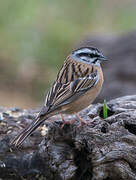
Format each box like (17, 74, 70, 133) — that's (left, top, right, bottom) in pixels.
(99, 55, 107, 61)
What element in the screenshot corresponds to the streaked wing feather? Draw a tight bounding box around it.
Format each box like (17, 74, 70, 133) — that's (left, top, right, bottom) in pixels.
(45, 70, 98, 111)
(71, 70, 98, 92)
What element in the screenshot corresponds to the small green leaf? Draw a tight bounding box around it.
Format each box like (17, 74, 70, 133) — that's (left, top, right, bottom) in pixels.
(103, 99, 108, 119)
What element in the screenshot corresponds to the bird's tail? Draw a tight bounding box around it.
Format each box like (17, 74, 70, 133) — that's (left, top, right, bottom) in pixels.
(11, 114, 49, 147)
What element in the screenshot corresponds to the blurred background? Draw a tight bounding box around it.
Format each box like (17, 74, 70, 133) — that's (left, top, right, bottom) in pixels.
(0, 0, 136, 109)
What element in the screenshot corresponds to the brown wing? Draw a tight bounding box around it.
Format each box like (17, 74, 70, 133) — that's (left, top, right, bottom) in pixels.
(44, 60, 98, 111)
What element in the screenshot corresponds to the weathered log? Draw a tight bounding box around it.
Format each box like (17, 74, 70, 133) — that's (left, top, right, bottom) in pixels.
(0, 95, 136, 179)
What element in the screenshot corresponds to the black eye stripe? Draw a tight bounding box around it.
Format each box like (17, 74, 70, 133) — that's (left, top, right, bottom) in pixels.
(78, 52, 99, 58)
(78, 52, 89, 57)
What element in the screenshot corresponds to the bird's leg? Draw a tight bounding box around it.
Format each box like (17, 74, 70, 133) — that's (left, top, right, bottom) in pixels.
(61, 114, 75, 128)
(75, 113, 92, 128)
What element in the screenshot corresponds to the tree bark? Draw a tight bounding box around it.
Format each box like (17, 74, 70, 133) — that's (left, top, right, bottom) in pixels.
(0, 95, 136, 179)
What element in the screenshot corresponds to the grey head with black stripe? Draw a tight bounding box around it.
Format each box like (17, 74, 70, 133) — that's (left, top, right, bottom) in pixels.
(71, 47, 107, 66)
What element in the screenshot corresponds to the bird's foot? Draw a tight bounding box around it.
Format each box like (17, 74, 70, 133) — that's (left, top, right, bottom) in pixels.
(61, 119, 75, 128)
(75, 113, 92, 128)
(60, 114, 75, 128)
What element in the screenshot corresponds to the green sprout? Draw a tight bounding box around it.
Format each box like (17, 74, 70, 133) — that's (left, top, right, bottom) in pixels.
(103, 99, 108, 119)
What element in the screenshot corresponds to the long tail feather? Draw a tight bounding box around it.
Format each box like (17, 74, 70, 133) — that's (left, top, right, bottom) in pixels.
(11, 115, 48, 147)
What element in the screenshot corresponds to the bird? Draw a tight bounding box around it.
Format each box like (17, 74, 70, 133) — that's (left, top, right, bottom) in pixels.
(11, 46, 107, 147)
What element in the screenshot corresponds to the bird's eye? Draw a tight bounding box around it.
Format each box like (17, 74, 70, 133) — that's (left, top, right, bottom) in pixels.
(90, 54, 96, 58)
(94, 54, 100, 57)
(87, 53, 90, 57)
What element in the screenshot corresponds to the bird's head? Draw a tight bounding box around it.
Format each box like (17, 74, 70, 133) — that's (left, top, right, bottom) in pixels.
(71, 47, 107, 66)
